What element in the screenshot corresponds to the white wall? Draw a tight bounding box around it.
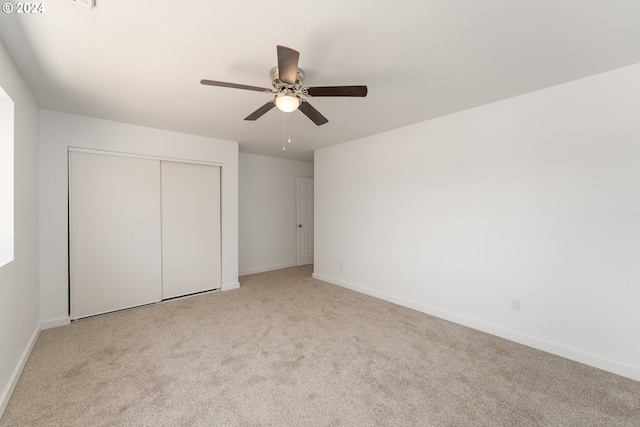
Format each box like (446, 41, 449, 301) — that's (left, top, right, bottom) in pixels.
(39, 110, 239, 327)
(314, 63, 640, 381)
(0, 40, 40, 417)
(239, 152, 313, 275)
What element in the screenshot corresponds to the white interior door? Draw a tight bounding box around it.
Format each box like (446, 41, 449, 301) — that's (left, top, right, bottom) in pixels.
(296, 177, 314, 266)
(161, 161, 221, 299)
(69, 152, 162, 319)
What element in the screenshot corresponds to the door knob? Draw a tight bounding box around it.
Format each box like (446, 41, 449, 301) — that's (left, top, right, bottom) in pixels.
(298, 224, 302, 228)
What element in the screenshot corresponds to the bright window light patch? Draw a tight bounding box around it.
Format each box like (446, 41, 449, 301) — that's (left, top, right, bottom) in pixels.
(0, 87, 14, 268)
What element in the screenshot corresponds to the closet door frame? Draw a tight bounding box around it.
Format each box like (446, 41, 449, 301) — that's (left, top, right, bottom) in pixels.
(68, 147, 223, 168)
(68, 147, 223, 319)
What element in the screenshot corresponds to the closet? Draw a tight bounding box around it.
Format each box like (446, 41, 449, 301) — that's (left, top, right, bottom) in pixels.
(69, 151, 221, 319)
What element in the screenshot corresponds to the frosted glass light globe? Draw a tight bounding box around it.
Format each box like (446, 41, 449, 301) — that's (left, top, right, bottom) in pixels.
(275, 93, 301, 112)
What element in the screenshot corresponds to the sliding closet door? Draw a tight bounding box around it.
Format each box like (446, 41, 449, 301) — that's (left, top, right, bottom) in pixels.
(161, 161, 221, 299)
(69, 152, 162, 319)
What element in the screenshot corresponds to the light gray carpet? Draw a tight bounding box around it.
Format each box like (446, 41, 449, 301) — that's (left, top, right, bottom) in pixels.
(2, 266, 639, 426)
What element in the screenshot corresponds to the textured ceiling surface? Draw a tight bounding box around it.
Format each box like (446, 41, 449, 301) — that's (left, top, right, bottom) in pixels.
(1, 0, 640, 161)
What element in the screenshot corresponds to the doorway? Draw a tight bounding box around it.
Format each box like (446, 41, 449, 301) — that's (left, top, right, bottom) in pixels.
(296, 177, 313, 266)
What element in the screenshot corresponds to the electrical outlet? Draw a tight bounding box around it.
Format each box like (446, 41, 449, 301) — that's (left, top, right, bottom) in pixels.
(19, 317, 23, 334)
(339, 261, 343, 269)
(511, 299, 521, 312)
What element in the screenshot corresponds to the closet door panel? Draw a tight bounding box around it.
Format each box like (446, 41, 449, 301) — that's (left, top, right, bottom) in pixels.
(161, 161, 221, 299)
(70, 152, 162, 319)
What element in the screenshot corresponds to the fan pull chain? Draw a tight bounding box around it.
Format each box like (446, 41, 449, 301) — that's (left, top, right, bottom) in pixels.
(282, 112, 293, 151)
(282, 112, 286, 151)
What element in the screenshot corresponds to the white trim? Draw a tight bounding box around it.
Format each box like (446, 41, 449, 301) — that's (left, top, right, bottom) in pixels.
(221, 282, 240, 291)
(0, 325, 40, 419)
(41, 316, 70, 330)
(239, 262, 297, 276)
(67, 146, 224, 168)
(312, 273, 640, 382)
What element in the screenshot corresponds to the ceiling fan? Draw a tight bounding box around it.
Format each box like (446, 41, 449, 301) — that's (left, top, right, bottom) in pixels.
(200, 45, 367, 126)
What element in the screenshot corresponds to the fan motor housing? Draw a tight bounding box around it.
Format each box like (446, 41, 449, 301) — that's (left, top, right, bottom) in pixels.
(270, 67, 305, 88)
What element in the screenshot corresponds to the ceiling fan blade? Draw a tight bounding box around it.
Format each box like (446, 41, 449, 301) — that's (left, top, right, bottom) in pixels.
(277, 45, 300, 85)
(200, 79, 273, 93)
(298, 100, 329, 126)
(244, 100, 276, 121)
(304, 85, 368, 97)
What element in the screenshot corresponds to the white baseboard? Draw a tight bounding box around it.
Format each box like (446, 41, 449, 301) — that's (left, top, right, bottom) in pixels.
(41, 316, 70, 330)
(239, 262, 297, 277)
(221, 282, 240, 291)
(0, 325, 40, 419)
(312, 272, 640, 382)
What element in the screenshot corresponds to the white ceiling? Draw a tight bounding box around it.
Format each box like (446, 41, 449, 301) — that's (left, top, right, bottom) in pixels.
(1, 0, 640, 162)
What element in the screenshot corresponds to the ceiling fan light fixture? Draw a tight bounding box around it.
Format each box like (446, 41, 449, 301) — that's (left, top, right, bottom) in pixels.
(275, 93, 301, 113)
(201, 45, 366, 125)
